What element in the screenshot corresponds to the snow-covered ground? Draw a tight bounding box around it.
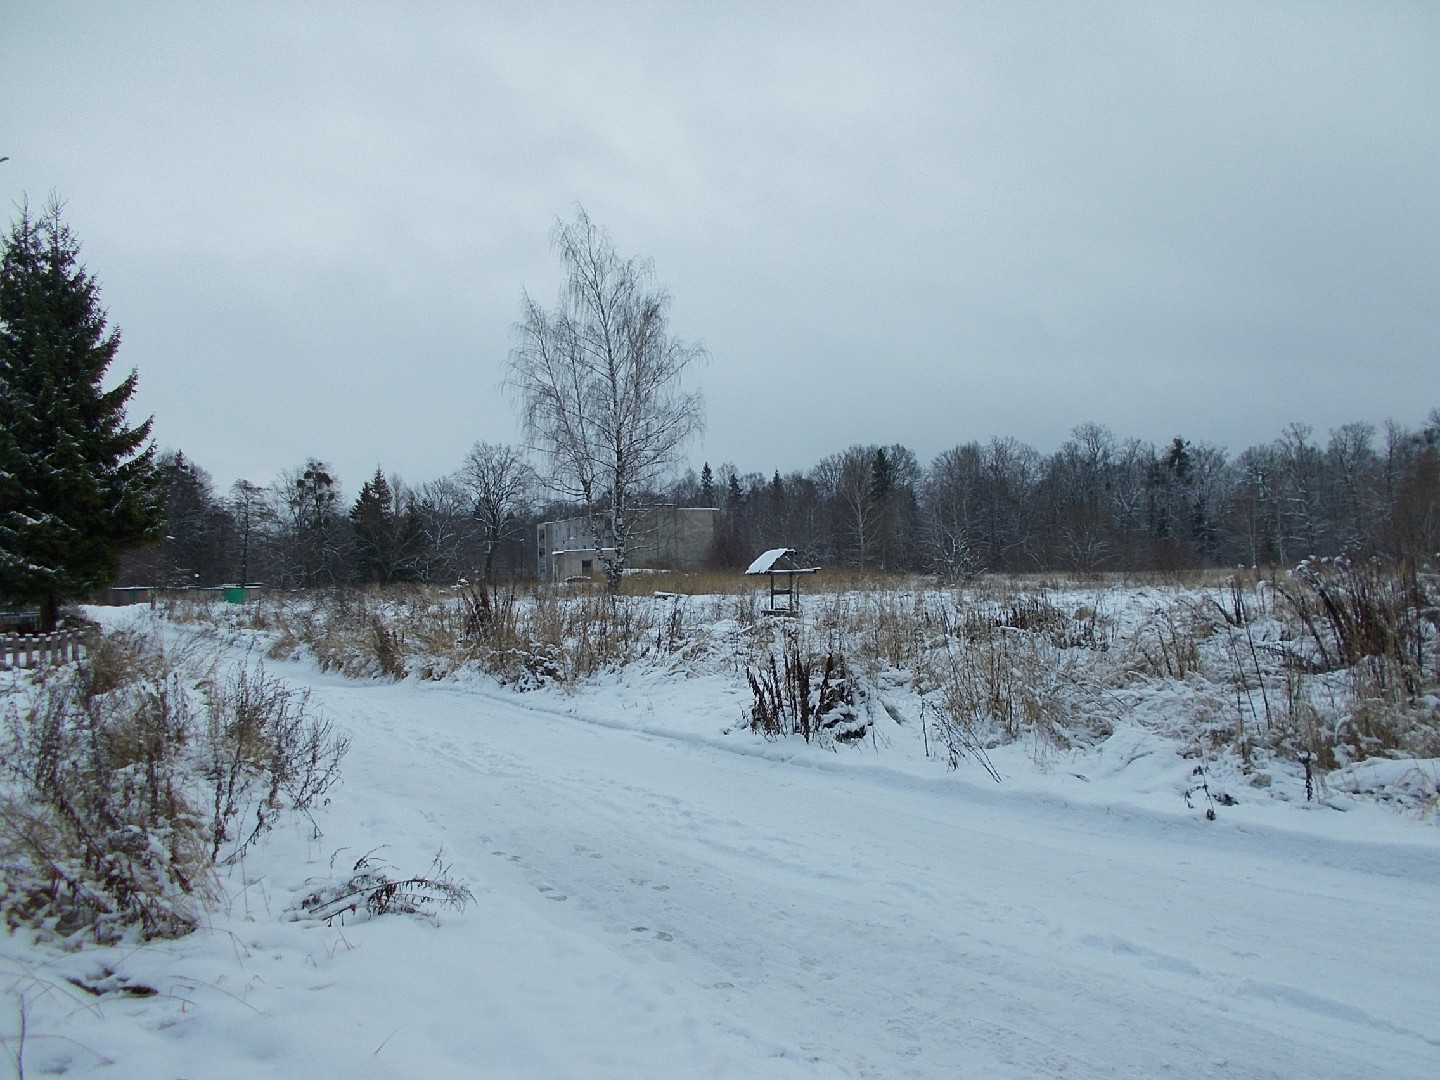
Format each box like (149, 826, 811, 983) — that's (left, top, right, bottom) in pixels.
(4, 602, 1439, 1078)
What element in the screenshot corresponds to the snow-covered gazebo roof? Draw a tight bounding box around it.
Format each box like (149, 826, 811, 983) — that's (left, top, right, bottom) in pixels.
(744, 548, 818, 576)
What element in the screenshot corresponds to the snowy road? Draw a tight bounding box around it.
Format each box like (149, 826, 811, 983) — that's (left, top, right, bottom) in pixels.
(287, 671, 1440, 1080)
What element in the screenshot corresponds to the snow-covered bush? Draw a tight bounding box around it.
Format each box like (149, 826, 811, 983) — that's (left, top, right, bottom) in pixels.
(0, 629, 212, 942)
(288, 851, 474, 926)
(199, 662, 349, 864)
(265, 589, 409, 679)
(909, 610, 1105, 777)
(0, 627, 349, 943)
(1272, 558, 1438, 765)
(1279, 556, 1432, 683)
(746, 631, 870, 745)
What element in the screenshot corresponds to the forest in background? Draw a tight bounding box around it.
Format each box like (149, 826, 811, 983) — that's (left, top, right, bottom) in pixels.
(121, 411, 1440, 591)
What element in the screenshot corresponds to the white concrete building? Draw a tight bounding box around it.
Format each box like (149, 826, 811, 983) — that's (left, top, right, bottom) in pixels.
(536, 507, 719, 581)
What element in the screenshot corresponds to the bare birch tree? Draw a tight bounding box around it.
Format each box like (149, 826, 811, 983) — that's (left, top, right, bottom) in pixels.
(508, 208, 705, 589)
(813, 446, 884, 569)
(409, 475, 474, 583)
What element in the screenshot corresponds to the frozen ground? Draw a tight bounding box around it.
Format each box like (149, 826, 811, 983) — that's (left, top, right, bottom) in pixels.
(3, 604, 1439, 1078)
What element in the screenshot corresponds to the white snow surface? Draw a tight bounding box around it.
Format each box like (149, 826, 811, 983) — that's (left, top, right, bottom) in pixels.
(4, 603, 1439, 1078)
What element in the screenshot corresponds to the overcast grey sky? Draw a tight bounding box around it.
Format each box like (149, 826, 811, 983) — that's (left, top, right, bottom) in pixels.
(3, 1, 1437, 497)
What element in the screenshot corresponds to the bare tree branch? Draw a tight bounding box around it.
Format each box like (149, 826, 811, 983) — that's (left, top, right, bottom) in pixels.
(508, 208, 705, 589)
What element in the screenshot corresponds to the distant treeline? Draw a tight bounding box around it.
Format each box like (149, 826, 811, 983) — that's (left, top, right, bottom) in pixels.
(121, 412, 1440, 588)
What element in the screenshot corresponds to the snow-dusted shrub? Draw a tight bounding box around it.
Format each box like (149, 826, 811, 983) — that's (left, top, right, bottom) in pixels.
(910, 647, 999, 780)
(273, 590, 409, 679)
(0, 628, 350, 943)
(1279, 557, 1432, 687)
(259, 589, 394, 678)
(0, 629, 213, 942)
(199, 662, 349, 863)
(832, 587, 922, 672)
(438, 585, 565, 687)
(1125, 602, 1211, 680)
(368, 614, 407, 680)
(1270, 558, 1439, 765)
(963, 591, 1065, 642)
(956, 583, 1112, 653)
(921, 625, 1103, 759)
(434, 585, 636, 686)
(289, 851, 473, 925)
(746, 631, 870, 744)
(258, 584, 684, 687)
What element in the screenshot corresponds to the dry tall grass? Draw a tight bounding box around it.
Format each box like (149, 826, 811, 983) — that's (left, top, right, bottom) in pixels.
(189, 561, 1438, 798)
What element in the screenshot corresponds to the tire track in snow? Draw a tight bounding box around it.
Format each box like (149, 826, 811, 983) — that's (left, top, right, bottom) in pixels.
(292, 671, 1440, 1079)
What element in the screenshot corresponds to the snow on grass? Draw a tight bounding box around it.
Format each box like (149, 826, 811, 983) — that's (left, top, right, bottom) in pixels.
(3, 584, 1439, 1077)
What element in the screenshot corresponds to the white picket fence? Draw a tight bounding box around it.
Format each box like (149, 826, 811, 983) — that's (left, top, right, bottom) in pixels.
(0, 628, 90, 670)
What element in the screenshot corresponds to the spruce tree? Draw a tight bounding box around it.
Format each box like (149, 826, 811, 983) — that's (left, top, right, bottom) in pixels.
(870, 448, 893, 502)
(0, 201, 162, 629)
(699, 462, 716, 508)
(351, 467, 415, 584)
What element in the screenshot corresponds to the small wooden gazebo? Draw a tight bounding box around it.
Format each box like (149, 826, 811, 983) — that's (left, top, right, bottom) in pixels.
(744, 548, 820, 616)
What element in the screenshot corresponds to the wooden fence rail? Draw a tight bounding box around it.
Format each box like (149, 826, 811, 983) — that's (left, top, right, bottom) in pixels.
(0, 628, 90, 670)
